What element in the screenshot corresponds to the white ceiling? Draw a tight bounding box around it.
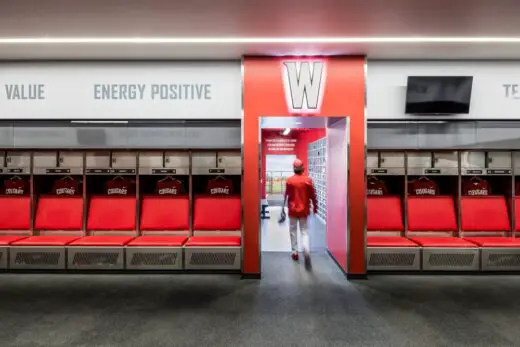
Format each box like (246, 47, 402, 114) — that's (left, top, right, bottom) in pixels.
(2, 0, 520, 59)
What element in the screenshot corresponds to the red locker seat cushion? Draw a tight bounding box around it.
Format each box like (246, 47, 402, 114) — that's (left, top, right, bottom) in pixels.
(193, 195, 241, 231)
(12, 236, 80, 246)
(407, 196, 457, 232)
(87, 196, 136, 231)
(514, 197, 520, 231)
(69, 236, 134, 247)
(127, 236, 188, 247)
(464, 237, 520, 247)
(0, 196, 30, 230)
(367, 196, 404, 231)
(410, 237, 477, 248)
(140, 196, 189, 230)
(185, 236, 241, 247)
(35, 195, 83, 230)
(367, 236, 418, 247)
(0, 236, 27, 245)
(461, 196, 510, 232)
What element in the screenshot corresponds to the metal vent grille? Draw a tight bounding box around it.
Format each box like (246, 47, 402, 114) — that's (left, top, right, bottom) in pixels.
(72, 252, 119, 266)
(189, 252, 236, 266)
(131, 252, 178, 266)
(15, 252, 60, 266)
(429, 253, 475, 267)
(487, 253, 520, 268)
(368, 253, 416, 267)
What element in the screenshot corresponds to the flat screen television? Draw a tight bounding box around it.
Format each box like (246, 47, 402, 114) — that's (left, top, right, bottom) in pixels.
(405, 76, 473, 114)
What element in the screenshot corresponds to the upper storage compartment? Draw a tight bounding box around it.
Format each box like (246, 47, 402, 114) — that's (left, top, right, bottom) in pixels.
(138, 151, 189, 175)
(192, 151, 241, 175)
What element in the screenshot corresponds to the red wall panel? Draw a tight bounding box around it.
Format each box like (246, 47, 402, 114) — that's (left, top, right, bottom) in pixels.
(244, 57, 365, 276)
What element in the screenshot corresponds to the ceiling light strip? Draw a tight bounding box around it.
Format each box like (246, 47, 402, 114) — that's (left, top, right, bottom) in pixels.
(2, 37, 520, 44)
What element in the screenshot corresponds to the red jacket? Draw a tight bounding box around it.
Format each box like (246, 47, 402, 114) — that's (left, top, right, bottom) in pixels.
(285, 174, 317, 217)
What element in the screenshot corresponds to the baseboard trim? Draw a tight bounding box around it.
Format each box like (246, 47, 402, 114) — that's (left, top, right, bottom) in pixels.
(241, 273, 261, 280)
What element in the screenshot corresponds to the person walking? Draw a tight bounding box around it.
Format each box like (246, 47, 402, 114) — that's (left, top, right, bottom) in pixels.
(281, 159, 318, 263)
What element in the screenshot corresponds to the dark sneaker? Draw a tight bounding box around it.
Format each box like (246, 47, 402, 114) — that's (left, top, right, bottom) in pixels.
(291, 252, 299, 261)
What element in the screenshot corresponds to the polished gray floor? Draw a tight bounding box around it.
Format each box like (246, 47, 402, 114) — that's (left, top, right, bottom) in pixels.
(1, 253, 520, 346)
(261, 206, 326, 252)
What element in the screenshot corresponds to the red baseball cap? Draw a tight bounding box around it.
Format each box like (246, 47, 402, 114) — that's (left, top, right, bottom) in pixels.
(293, 159, 304, 169)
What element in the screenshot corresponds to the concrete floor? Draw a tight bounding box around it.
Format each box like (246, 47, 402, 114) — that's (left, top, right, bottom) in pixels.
(261, 206, 326, 252)
(0, 253, 520, 346)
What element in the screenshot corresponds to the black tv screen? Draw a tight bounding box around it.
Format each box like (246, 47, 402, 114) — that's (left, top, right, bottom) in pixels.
(405, 76, 473, 114)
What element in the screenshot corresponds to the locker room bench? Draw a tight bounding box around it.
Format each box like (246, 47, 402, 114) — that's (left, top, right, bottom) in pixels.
(461, 196, 517, 271)
(126, 195, 190, 270)
(186, 195, 242, 270)
(9, 196, 84, 270)
(407, 196, 479, 271)
(0, 196, 31, 269)
(68, 196, 137, 270)
(367, 196, 421, 271)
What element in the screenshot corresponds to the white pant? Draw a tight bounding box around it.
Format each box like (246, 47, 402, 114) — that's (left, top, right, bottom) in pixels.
(289, 216, 309, 254)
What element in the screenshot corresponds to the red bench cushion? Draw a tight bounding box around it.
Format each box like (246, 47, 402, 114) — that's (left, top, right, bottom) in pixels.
(367, 196, 404, 231)
(185, 236, 241, 247)
(87, 196, 136, 231)
(0, 236, 27, 246)
(127, 236, 188, 247)
(461, 196, 510, 232)
(464, 237, 520, 247)
(0, 196, 30, 230)
(367, 236, 418, 247)
(69, 236, 134, 247)
(410, 237, 477, 248)
(407, 196, 457, 232)
(35, 196, 83, 230)
(514, 197, 520, 231)
(12, 235, 80, 246)
(193, 196, 241, 231)
(140, 196, 189, 230)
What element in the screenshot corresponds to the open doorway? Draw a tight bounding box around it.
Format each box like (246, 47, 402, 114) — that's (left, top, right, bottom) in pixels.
(260, 117, 349, 269)
(265, 154, 296, 206)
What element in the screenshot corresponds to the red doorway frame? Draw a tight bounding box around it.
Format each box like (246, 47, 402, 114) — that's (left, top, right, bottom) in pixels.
(243, 56, 366, 278)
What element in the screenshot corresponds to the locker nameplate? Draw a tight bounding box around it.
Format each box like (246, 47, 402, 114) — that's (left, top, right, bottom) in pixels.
(86, 169, 111, 174)
(7, 169, 24, 174)
(424, 169, 441, 174)
(209, 168, 225, 174)
(370, 169, 388, 174)
(466, 169, 483, 175)
(86, 169, 135, 174)
(152, 169, 177, 174)
(487, 169, 511, 175)
(46, 168, 71, 174)
(112, 169, 135, 174)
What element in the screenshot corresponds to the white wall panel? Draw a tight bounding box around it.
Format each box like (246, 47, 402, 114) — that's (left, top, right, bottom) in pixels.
(0, 61, 241, 120)
(368, 61, 520, 120)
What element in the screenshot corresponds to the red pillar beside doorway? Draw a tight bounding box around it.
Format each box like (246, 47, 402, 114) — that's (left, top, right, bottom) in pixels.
(243, 57, 366, 277)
